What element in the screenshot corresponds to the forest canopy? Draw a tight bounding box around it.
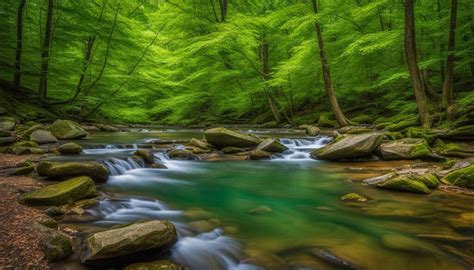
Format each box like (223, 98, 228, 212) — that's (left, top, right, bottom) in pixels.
(0, 0, 473, 126)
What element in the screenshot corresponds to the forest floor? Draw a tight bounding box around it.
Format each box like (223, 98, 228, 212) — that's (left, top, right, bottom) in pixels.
(0, 155, 49, 270)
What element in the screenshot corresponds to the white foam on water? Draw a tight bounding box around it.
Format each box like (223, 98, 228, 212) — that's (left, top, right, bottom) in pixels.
(275, 136, 331, 161)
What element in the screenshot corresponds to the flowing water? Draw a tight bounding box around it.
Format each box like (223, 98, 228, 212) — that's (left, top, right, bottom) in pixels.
(55, 129, 473, 270)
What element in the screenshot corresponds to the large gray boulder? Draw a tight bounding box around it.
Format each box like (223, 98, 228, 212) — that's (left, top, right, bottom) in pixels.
(37, 161, 109, 181)
(256, 138, 288, 153)
(48, 119, 88, 139)
(377, 138, 434, 160)
(311, 133, 383, 160)
(81, 220, 177, 265)
(306, 125, 320, 136)
(30, 130, 58, 144)
(0, 121, 16, 131)
(20, 176, 97, 205)
(58, 142, 83, 154)
(204, 127, 261, 148)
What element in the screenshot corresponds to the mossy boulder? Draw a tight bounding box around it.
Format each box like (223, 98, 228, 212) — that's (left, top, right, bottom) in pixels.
(58, 142, 83, 155)
(125, 260, 185, 270)
(383, 132, 404, 140)
(338, 126, 373, 135)
(256, 138, 288, 153)
(433, 139, 474, 158)
(0, 121, 16, 131)
(222, 147, 245, 154)
(30, 130, 58, 144)
(341, 193, 367, 202)
(318, 113, 337, 128)
(442, 164, 474, 189)
(39, 231, 73, 262)
(20, 176, 97, 205)
(36, 215, 58, 228)
(306, 125, 320, 136)
(405, 127, 437, 144)
(168, 149, 199, 160)
(204, 127, 261, 148)
(248, 149, 271, 160)
(4, 161, 34, 176)
(14, 140, 38, 148)
(387, 118, 419, 132)
(376, 176, 431, 194)
(134, 149, 155, 163)
(14, 146, 45, 155)
(37, 161, 109, 181)
(188, 138, 213, 150)
(351, 115, 373, 124)
(311, 133, 383, 160)
(441, 125, 474, 140)
(377, 138, 434, 160)
(23, 124, 45, 137)
(48, 119, 88, 139)
(81, 220, 177, 264)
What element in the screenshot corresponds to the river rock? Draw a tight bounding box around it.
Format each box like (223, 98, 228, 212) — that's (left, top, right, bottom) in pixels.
(23, 124, 45, 137)
(441, 164, 474, 189)
(405, 127, 438, 144)
(311, 133, 383, 160)
(14, 140, 38, 147)
(433, 139, 474, 158)
(341, 193, 367, 202)
(0, 129, 12, 137)
(256, 138, 287, 153)
(204, 127, 261, 148)
(377, 138, 434, 160)
(58, 142, 83, 154)
(0, 121, 16, 131)
(248, 150, 271, 160)
(14, 146, 45, 155)
(0, 136, 16, 146)
(168, 149, 199, 160)
(4, 161, 34, 176)
(124, 260, 185, 270)
(135, 149, 155, 163)
(37, 215, 58, 228)
(81, 220, 177, 265)
(30, 130, 58, 144)
(222, 147, 245, 154)
(338, 126, 373, 134)
(48, 119, 88, 139)
(188, 138, 213, 150)
(306, 125, 320, 136)
(40, 230, 73, 262)
(376, 176, 431, 194)
(20, 176, 97, 205)
(37, 161, 109, 181)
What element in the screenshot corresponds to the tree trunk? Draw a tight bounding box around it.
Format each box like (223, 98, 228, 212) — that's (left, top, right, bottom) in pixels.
(404, 0, 431, 129)
(442, 0, 458, 111)
(38, 0, 54, 103)
(218, 0, 228, 22)
(262, 40, 282, 123)
(13, 0, 26, 89)
(422, 69, 439, 99)
(311, 0, 350, 127)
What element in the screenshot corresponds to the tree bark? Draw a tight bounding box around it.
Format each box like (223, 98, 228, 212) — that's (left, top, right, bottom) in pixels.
(311, 0, 350, 127)
(442, 0, 458, 111)
(422, 69, 439, 99)
(218, 0, 228, 22)
(13, 0, 26, 89)
(404, 0, 431, 129)
(38, 0, 54, 103)
(262, 40, 282, 124)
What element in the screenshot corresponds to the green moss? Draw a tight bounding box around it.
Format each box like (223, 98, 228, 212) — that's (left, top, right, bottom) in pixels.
(377, 177, 431, 194)
(341, 193, 368, 202)
(433, 139, 474, 158)
(318, 113, 338, 128)
(443, 159, 457, 170)
(351, 115, 373, 124)
(37, 161, 109, 181)
(442, 164, 474, 189)
(204, 127, 261, 148)
(13, 141, 38, 148)
(387, 118, 418, 132)
(405, 127, 437, 144)
(383, 132, 404, 140)
(409, 139, 432, 158)
(222, 147, 244, 154)
(414, 173, 439, 188)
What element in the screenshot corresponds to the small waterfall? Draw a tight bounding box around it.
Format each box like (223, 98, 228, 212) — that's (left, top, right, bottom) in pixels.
(276, 136, 331, 160)
(104, 157, 144, 175)
(86, 197, 262, 270)
(83, 144, 139, 154)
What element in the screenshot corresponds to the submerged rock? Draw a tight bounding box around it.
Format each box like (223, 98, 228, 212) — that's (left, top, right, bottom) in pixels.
(135, 149, 155, 163)
(37, 161, 109, 181)
(248, 205, 272, 215)
(441, 164, 474, 189)
(81, 220, 177, 265)
(256, 138, 287, 153)
(312, 248, 360, 270)
(204, 127, 261, 148)
(376, 176, 431, 194)
(21, 176, 97, 205)
(124, 260, 185, 270)
(30, 130, 58, 144)
(168, 149, 199, 160)
(341, 193, 367, 202)
(48, 119, 88, 139)
(312, 133, 383, 160)
(40, 230, 73, 262)
(58, 142, 83, 155)
(377, 138, 435, 160)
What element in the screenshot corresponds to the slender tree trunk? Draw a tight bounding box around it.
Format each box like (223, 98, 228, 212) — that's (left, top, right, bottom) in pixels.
(262, 40, 282, 124)
(422, 69, 439, 99)
(311, 0, 350, 127)
(13, 0, 26, 88)
(38, 0, 54, 103)
(442, 0, 458, 111)
(404, 0, 431, 128)
(217, 0, 228, 22)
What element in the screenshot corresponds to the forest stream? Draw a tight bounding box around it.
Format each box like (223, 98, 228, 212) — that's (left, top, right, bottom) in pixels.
(38, 128, 473, 270)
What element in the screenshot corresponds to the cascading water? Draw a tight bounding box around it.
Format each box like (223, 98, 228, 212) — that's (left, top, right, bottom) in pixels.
(276, 136, 331, 160)
(86, 197, 262, 270)
(83, 144, 139, 155)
